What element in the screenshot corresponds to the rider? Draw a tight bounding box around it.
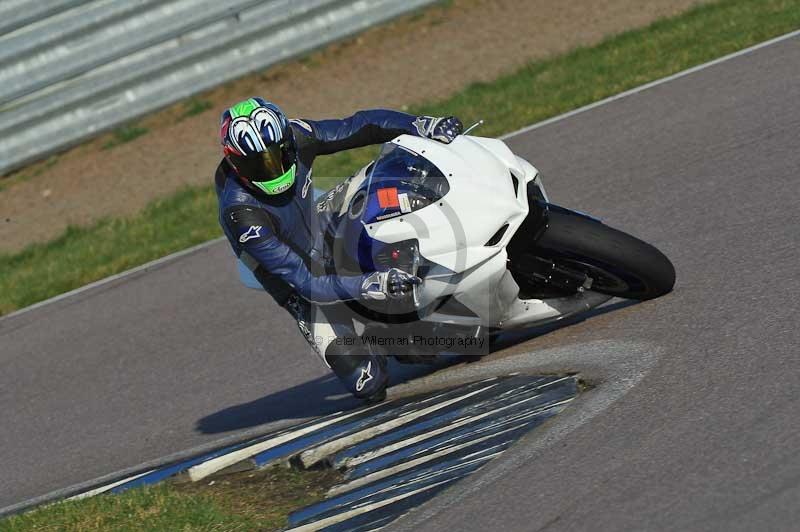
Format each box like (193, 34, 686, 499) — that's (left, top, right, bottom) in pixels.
(215, 97, 463, 402)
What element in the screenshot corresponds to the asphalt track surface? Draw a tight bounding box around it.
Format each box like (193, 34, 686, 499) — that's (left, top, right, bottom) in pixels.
(1, 33, 799, 529)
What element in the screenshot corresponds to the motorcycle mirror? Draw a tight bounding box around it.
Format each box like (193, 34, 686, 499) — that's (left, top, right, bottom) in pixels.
(463, 119, 484, 135)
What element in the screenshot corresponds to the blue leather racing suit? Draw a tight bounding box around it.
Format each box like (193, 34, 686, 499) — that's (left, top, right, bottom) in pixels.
(215, 109, 434, 399)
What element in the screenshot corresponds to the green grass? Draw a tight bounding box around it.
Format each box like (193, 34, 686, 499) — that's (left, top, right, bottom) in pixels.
(180, 97, 214, 120)
(0, 156, 59, 193)
(102, 124, 149, 150)
(310, 0, 800, 190)
(2, 0, 799, 315)
(1, 465, 340, 531)
(0, 187, 219, 315)
(3, 484, 256, 532)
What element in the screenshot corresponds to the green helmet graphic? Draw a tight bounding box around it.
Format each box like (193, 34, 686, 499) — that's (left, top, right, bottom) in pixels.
(221, 98, 296, 195)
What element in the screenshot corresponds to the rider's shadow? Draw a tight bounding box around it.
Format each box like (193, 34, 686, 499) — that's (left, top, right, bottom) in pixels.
(196, 299, 637, 434)
(195, 359, 448, 435)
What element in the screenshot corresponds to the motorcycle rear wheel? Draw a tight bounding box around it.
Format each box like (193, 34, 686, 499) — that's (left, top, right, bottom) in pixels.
(531, 210, 676, 301)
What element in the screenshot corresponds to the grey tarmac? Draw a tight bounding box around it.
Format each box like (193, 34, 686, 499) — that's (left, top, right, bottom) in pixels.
(395, 32, 800, 532)
(1, 32, 799, 530)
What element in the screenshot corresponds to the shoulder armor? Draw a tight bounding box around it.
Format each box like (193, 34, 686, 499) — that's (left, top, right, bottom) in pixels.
(223, 205, 277, 245)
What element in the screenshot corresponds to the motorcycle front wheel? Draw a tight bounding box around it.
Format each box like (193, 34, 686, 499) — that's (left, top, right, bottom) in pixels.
(530, 210, 676, 301)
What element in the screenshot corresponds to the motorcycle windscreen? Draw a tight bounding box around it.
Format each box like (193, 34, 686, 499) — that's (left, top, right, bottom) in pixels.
(360, 143, 450, 226)
(354, 144, 490, 358)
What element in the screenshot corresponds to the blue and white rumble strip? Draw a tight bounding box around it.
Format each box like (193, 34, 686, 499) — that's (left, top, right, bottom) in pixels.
(35, 375, 578, 531)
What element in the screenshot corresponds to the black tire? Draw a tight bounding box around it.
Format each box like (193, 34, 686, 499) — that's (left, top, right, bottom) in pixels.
(534, 210, 676, 300)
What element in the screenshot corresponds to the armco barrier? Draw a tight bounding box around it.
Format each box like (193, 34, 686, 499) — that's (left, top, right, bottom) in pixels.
(0, 0, 438, 175)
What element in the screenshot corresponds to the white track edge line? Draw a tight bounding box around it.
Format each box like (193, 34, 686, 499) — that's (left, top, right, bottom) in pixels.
(341, 393, 571, 468)
(0, 237, 226, 322)
(327, 432, 515, 497)
(298, 382, 499, 467)
(187, 400, 386, 481)
(499, 28, 800, 140)
(186, 380, 494, 481)
(66, 469, 156, 501)
(4, 29, 799, 322)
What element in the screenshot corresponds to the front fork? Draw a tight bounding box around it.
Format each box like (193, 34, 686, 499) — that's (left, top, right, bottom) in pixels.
(507, 181, 602, 297)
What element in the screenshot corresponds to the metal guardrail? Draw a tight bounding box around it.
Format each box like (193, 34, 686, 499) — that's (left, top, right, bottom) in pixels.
(0, 0, 90, 36)
(0, 0, 438, 175)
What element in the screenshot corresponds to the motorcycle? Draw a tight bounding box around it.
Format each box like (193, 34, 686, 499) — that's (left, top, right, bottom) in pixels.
(240, 132, 676, 362)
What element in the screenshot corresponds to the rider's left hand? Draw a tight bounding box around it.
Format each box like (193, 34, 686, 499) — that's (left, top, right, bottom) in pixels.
(420, 116, 464, 144)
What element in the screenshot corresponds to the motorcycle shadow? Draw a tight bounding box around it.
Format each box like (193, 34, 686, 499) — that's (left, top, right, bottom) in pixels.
(490, 299, 639, 351)
(196, 300, 635, 435)
(194, 357, 454, 435)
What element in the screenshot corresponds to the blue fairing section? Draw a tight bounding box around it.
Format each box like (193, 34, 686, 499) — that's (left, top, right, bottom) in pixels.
(357, 230, 377, 273)
(362, 178, 406, 225)
(546, 202, 603, 223)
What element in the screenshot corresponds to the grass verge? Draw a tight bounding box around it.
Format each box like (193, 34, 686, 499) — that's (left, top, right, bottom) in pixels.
(0, 156, 59, 193)
(0, 187, 219, 315)
(2, 0, 799, 315)
(180, 97, 214, 120)
(102, 124, 149, 150)
(1, 465, 341, 532)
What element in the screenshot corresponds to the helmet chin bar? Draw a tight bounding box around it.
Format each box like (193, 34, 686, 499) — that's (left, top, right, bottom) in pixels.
(225, 154, 296, 196)
(252, 163, 297, 195)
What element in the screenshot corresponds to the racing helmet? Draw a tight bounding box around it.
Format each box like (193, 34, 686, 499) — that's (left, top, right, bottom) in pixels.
(220, 97, 296, 195)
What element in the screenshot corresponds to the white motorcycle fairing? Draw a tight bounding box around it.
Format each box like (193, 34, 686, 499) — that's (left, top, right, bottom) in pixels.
(236, 133, 612, 334)
(358, 134, 611, 330)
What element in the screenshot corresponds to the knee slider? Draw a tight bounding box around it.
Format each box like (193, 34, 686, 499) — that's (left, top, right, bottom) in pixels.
(325, 339, 387, 399)
(324, 337, 367, 374)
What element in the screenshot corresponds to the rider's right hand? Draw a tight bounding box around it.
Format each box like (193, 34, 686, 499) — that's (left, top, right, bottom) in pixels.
(361, 268, 421, 301)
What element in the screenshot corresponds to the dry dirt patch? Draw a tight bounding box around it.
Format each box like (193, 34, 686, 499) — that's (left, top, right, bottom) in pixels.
(0, 0, 707, 254)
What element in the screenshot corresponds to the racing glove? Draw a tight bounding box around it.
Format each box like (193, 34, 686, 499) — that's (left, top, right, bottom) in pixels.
(417, 116, 464, 144)
(361, 268, 421, 301)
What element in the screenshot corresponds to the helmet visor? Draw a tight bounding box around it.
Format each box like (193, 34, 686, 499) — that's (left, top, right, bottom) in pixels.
(231, 143, 284, 181)
(230, 143, 296, 195)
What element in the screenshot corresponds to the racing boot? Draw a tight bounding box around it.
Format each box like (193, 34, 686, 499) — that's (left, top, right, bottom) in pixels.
(325, 341, 389, 403)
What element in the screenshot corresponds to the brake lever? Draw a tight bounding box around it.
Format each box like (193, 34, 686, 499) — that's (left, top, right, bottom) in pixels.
(411, 245, 422, 309)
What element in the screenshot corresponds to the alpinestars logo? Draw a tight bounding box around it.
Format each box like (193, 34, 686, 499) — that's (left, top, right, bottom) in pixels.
(355, 361, 373, 392)
(239, 225, 262, 243)
(301, 169, 313, 199)
(412, 116, 436, 137)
